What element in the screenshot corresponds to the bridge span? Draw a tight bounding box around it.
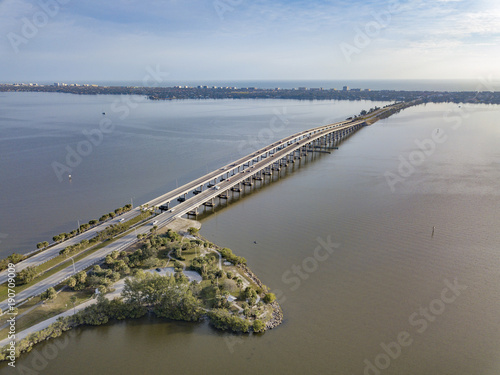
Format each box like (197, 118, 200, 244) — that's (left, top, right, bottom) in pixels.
(146, 102, 410, 216)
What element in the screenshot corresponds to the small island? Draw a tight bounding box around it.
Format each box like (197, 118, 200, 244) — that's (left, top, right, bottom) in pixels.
(0, 218, 282, 362)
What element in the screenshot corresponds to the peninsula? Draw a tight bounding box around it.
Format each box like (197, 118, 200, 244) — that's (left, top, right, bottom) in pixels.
(1, 83, 499, 104)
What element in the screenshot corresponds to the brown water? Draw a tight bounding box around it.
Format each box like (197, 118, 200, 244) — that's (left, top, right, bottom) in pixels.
(1, 101, 499, 375)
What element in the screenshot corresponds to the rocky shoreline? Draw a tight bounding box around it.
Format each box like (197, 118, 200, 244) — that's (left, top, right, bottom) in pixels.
(237, 264, 283, 330)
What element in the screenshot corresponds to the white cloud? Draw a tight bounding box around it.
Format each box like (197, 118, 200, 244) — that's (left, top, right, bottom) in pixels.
(0, 0, 499, 81)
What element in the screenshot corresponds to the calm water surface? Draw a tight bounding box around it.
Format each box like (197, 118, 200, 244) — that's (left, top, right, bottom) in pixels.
(0, 94, 499, 374)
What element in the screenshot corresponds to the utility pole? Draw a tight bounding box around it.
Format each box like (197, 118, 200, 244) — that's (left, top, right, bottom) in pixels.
(70, 256, 76, 274)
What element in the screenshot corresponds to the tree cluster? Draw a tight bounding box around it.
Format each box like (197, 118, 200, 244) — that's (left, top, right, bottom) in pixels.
(0, 253, 25, 271)
(15, 266, 40, 286)
(207, 309, 251, 333)
(122, 272, 202, 322)
(67, 265, 120, 293)
(219, 247, 246, 265)
(71, 296, 146, 326)
(40, 287, 57, 302)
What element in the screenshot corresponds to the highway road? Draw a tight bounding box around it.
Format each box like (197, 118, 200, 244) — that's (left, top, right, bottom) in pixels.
(0, 208, 141, 285)
(0, 217, 163, 313)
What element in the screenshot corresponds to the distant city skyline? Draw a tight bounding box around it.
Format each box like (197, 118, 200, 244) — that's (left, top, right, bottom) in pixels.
(1, 0, 499, 82)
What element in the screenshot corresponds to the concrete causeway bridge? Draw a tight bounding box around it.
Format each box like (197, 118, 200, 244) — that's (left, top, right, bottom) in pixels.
(144, 102, 409, 218)
(0, 101, 412, 310)
(149, 118, 363, 217)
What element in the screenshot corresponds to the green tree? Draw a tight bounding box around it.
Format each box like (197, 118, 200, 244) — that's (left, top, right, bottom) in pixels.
(113, 260, 127, 272)
(153, 284, 202, 321)
(40, 287, 57, 302)
(243, 286, 256, 300)
(76, 271, 87, 285)
(60, 247, 71, 257)
(263, 293, 276, 304)
(87, 275, 103, 289)
(207, 309, 250, 333)
(79, 224, 90, 232)
(105, 254, 115, 266)
(142, 257, 160, 269)
(187, 227, 199, 235)
(236, 278, 243, 293)
(67, 277, 77, 289)
(97, 285, 107, 294)
(253, 319, 265, 333)
(8, 253, 25, 264)
(15, 266, 40, 285)
(173, 260, 183, 272)
(248, 294, 257, 307)
(175, 248, 183, 260)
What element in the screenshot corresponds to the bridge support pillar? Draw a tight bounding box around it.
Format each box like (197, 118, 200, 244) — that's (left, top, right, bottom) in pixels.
(203, 198, 215, 207)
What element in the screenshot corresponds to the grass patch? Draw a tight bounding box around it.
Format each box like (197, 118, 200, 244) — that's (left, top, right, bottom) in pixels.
(0, 288, 92, 341)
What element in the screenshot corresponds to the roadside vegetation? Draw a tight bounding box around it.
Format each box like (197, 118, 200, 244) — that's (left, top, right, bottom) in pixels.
(0, 203, 135, 272)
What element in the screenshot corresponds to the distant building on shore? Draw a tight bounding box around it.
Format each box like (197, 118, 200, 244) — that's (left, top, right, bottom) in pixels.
(343, 86, 349, 91)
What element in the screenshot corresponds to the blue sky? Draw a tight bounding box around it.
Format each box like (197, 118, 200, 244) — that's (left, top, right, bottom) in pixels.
(0, 0, 499, 82)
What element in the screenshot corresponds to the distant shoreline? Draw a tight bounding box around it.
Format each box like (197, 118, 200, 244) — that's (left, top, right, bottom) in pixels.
(1, 84, 499, 105)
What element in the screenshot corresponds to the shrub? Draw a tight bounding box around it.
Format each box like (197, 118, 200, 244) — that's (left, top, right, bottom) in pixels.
(253, 319, 265, 333)
(263, 293, 276, 304)
(207, 309, 250, 333)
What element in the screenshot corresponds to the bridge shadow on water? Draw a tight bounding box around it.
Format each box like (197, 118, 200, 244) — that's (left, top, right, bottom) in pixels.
(186, 138, 351, 222)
